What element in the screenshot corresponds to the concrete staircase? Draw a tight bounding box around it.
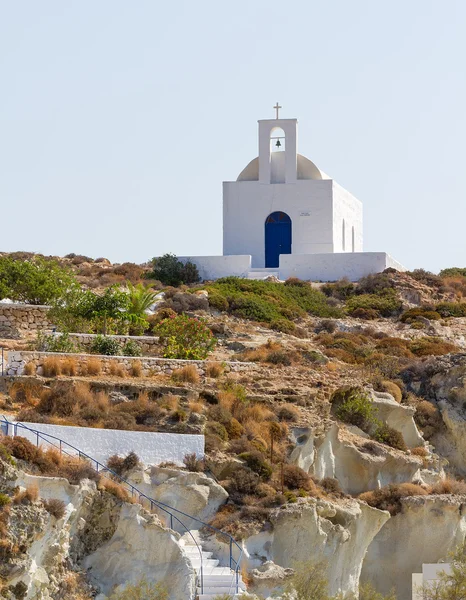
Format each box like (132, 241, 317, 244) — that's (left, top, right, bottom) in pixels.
(180, 532, 246, 599)
(247, 267, 279, 280)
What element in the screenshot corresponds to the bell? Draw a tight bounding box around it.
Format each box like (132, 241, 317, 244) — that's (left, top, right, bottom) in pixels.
(275, 139, 282, 148)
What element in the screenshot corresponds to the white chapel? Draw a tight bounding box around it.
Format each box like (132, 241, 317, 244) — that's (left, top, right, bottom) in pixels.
(181, 106, 403, 282)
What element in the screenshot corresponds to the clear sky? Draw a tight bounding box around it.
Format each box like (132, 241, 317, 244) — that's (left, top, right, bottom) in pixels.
(1, 0, 465, 273)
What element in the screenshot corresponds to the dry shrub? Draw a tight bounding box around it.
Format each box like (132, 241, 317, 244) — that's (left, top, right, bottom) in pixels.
(378, 380, 403, 403)
(359, 482, 428, 515)
(109, 361, 119, 377)
(171, 365, 200, 384)
(24, 362, 36, 376)
(44, 498, 66, 519)
(99, 478, 131, 503)
(59, 457, 100, 484)
(414, 400, 443, 439)
(14, 484, 39, 505)
(131, 360, 143, 378)
(61, 357, 77, 377)
(115, 365, 127, 378)
(106, 451, 140, 476)
(243, 404, 275, 423)
(206, 362, 224, 378)
(183, 453, 204, 472)
(188, 400, 204, 414)
(229, 467, 260, 495)
(8, 380, 42, 405)
(431, 478, 466, 495)
(282, 464, 313, 491)
(3, 436, 40, 462)
(85, 358, 102, 376)
(159, 394, 179, 410)
(277, 403, 300, 422)
(42, 356, 62, 377)
(411, 446, 428, 457)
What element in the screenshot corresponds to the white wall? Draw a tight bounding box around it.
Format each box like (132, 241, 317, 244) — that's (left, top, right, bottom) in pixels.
(279, 252, 405, 282)
(223, 179, 335, 267)
(179, 255, 251, 280)
(412, 564, 452, 600)
(1, 418, 204, 466)
(332, 182, 363, 253)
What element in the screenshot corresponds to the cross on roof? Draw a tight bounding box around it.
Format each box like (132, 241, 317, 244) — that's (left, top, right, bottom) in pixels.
(273, 102, 282, 119)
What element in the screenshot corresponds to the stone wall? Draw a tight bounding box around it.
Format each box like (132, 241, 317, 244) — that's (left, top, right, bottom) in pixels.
(0, 418, 204, 466)
(5, 350, 257, 378)
(65, 333, 160, 355)
(0, 302, 51, 339)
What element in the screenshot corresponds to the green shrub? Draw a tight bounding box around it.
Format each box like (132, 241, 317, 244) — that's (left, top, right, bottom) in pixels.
(205, 421, 228, 441)
(0, 493, 11, 507)
(36, 331, 79, 353)
(436, 302, 466, 318)
(155, 314, 216, 359)
(90, 335, 121, 356)
(332, 387, 377, 431)
(239, 451, 273, 480)
(205, 277, 342, 325)
(321, 278, 356, 300)
(284, 491, 297, 503)
(401, 307, 442, 323)
(439, 267, 466, 278)
(270, 318, 296, 333)
(409, 336, 457, 356)
(0, 255, 77, 305)
(121, 340, 142, 357)
(346, 292, 402, 318)
(358, 273, 396, 295)
(373, 424, 407, 451)
(207, 292, 229, 312)
(148, 254, 200, 287)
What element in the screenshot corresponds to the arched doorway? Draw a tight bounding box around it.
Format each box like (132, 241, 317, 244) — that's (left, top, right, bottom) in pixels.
(265, 211, 292, 268)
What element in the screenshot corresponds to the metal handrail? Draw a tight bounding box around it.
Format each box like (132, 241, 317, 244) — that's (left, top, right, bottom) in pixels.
(0, 416, 243, 597)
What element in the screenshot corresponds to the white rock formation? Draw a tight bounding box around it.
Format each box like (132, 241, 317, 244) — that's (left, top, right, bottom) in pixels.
(361, 494, 466, 600)
(204, 498, 389, 598)
(290, 425, 436, 495)
(369, 389, 425, 448)
(84, 503, 195, 600)
(128, 466, 228, 532)
(249, 561, 294, 598)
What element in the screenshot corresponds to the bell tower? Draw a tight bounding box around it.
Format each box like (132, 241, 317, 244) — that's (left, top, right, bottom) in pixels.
(258, 104, 298, 184)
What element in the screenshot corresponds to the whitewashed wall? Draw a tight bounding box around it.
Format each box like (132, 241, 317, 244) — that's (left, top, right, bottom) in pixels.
(179, 255, 251, 280)
(278, 252, 406, 282)
(223, 179, 336, 267)
(1, 418, 204, 466)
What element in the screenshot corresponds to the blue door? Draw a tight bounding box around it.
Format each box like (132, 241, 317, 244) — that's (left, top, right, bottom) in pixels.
(265, 212, 292, 268)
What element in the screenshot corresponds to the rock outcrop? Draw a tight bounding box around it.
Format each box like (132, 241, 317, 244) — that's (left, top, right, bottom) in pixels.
(361, 494, 466, 600)
(204, 497, 389, 598)
(128, 465, 228, 532)
(290, 424, 437, 495)
(83, 504, 195, 599)
(369, 390, 425, 448)
(0, 460, 197, 600)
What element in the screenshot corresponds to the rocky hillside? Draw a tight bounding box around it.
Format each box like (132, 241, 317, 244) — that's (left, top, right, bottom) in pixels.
(2, 255, 466, 599)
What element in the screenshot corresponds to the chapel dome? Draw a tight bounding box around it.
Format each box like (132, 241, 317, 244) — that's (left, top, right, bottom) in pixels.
(237, 154, 329, 182)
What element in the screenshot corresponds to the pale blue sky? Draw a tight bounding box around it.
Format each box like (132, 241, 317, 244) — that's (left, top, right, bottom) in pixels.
(1, 0, 465, 272)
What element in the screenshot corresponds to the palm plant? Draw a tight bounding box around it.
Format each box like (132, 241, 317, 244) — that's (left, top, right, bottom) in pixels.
(127, 282, 158, 317)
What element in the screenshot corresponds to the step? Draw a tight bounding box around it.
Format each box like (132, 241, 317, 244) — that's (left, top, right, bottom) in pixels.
(183, 549, 213, 559)
(198, 586, 245, 594)
(190, 558, 219, 568)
